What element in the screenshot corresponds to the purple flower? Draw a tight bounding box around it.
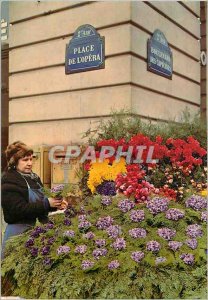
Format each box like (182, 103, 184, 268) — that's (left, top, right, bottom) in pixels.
(78, 220, 92, 230)
(155, 257, 167, 265)
(131, 251, 144, 263)
(41, 246, 50, 256)
(101, 195, 112, 206)
(146, 197, 169, 215)
(166, 208, 185, 221)
(75, 245, 87, 254)
(47, 237, 55, 245)
(157, 228, 176, 240)
(96, 216, 114, 230)
(95, 239, 106, 247)
(129, 228, 147, 239)
(106, 225, 121, 238)
(78, 215, 87, 222)
(63, 230, 75, 238)
(168, 241, 183, 251)
(92, 248, 108, 260)
(30, 247, 38, 257)
(43, 257, 52, 266)
(180, 253, 194, 265)
(63, 219, 71, 226)
(108, 260, 120, 270)
(30, 226, 45, 238)
(146, 241, 161, 252)
(130, 210, 145, 222)
(45, 223, 54, 230)
(83, 232, 95, 240)
(96, 181, 116, 196)
(185, 195, 207, 211)
(64, 207, 76, 218)
(111, 238, 126, 250)
(81, 260, 95, 270)
(201, 211, 207, 222)
(57, 245, 70, 255)
(51, 184, 64, 193)
(186, 224, 203, 238)
(118, 199, 135, 213)
(185, 239, 198, 250)
(25, 238, 34, 248)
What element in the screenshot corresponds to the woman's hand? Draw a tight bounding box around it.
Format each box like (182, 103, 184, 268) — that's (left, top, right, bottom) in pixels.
(48, 197, 63, 209)
(60, 198, 68, 210)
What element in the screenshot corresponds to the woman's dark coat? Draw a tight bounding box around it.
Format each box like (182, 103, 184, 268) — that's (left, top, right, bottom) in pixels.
(1, 170, 50, 224)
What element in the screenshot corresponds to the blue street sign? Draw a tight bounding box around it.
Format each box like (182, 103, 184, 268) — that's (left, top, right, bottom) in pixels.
(65, 24, 105, 74)
(147, 29, 173, 79)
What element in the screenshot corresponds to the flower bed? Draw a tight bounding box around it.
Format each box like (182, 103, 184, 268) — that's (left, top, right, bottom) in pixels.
(2, 115, 207, 299)
(2, 194, 207, 299)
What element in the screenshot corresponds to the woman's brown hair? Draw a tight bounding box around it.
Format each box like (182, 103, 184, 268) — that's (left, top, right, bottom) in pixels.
(5, 141, 33, 169)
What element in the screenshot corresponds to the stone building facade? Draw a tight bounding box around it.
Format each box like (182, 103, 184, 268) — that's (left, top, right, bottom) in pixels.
(2, 1, 206, 148)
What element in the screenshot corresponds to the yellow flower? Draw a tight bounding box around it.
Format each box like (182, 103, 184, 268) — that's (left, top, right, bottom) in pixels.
(201, 190, 207, 197)
(87, 158, 127, 193)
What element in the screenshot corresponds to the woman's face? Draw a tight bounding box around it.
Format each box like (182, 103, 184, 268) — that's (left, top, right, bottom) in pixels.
(16, 155, 33, 173)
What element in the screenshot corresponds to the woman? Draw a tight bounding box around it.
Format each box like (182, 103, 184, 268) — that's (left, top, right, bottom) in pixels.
(1, 141, 62, 258)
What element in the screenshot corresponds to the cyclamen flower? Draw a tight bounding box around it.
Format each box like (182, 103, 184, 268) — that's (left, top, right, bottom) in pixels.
(201, 211, 207, 222)
(111, 238, 126, 250)
(129, 228, 147, 239)
(185, 239, 198, 250)
(75, 245, 87, 254)
(83, 232, 95, 240)
(168, 241, 183, 251)
(41, 246, 50, 256)
(166, 208, 185, 221)
(146, 197, 169, 215)
(130, 210, 145, 222)
(180, 253, 194, 265)
(118, 199, 135, 213)
(92, 248, 108, 260)
(30, 247, 38, 257)
(81, 260, 95, 270)
(78, 220, 92, 230)
(25, 238, 34, 248)
(57, 245, 70, 255)
(96, 216, 114, 230)
(157, 228, 176, 240)
(106, 225, 121, 238)
(146, 241, 161, 252)
(63, 230, 75, 238)
(155, 257, 167, 265)
(186, 224, 203, 238)
(185, 195, 207, 211)
(108, 260, 120, 270)
(95, 239, 106, 247)
(78, 215, 87, 222)
(101, 195, 112, 206)
(131, 251, 144, 263)
(63, 219, 71, 226)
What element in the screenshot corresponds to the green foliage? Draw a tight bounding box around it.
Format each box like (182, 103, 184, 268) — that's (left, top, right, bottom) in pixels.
(2, 195, 207, 299)
(82, 109, 207, 147)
